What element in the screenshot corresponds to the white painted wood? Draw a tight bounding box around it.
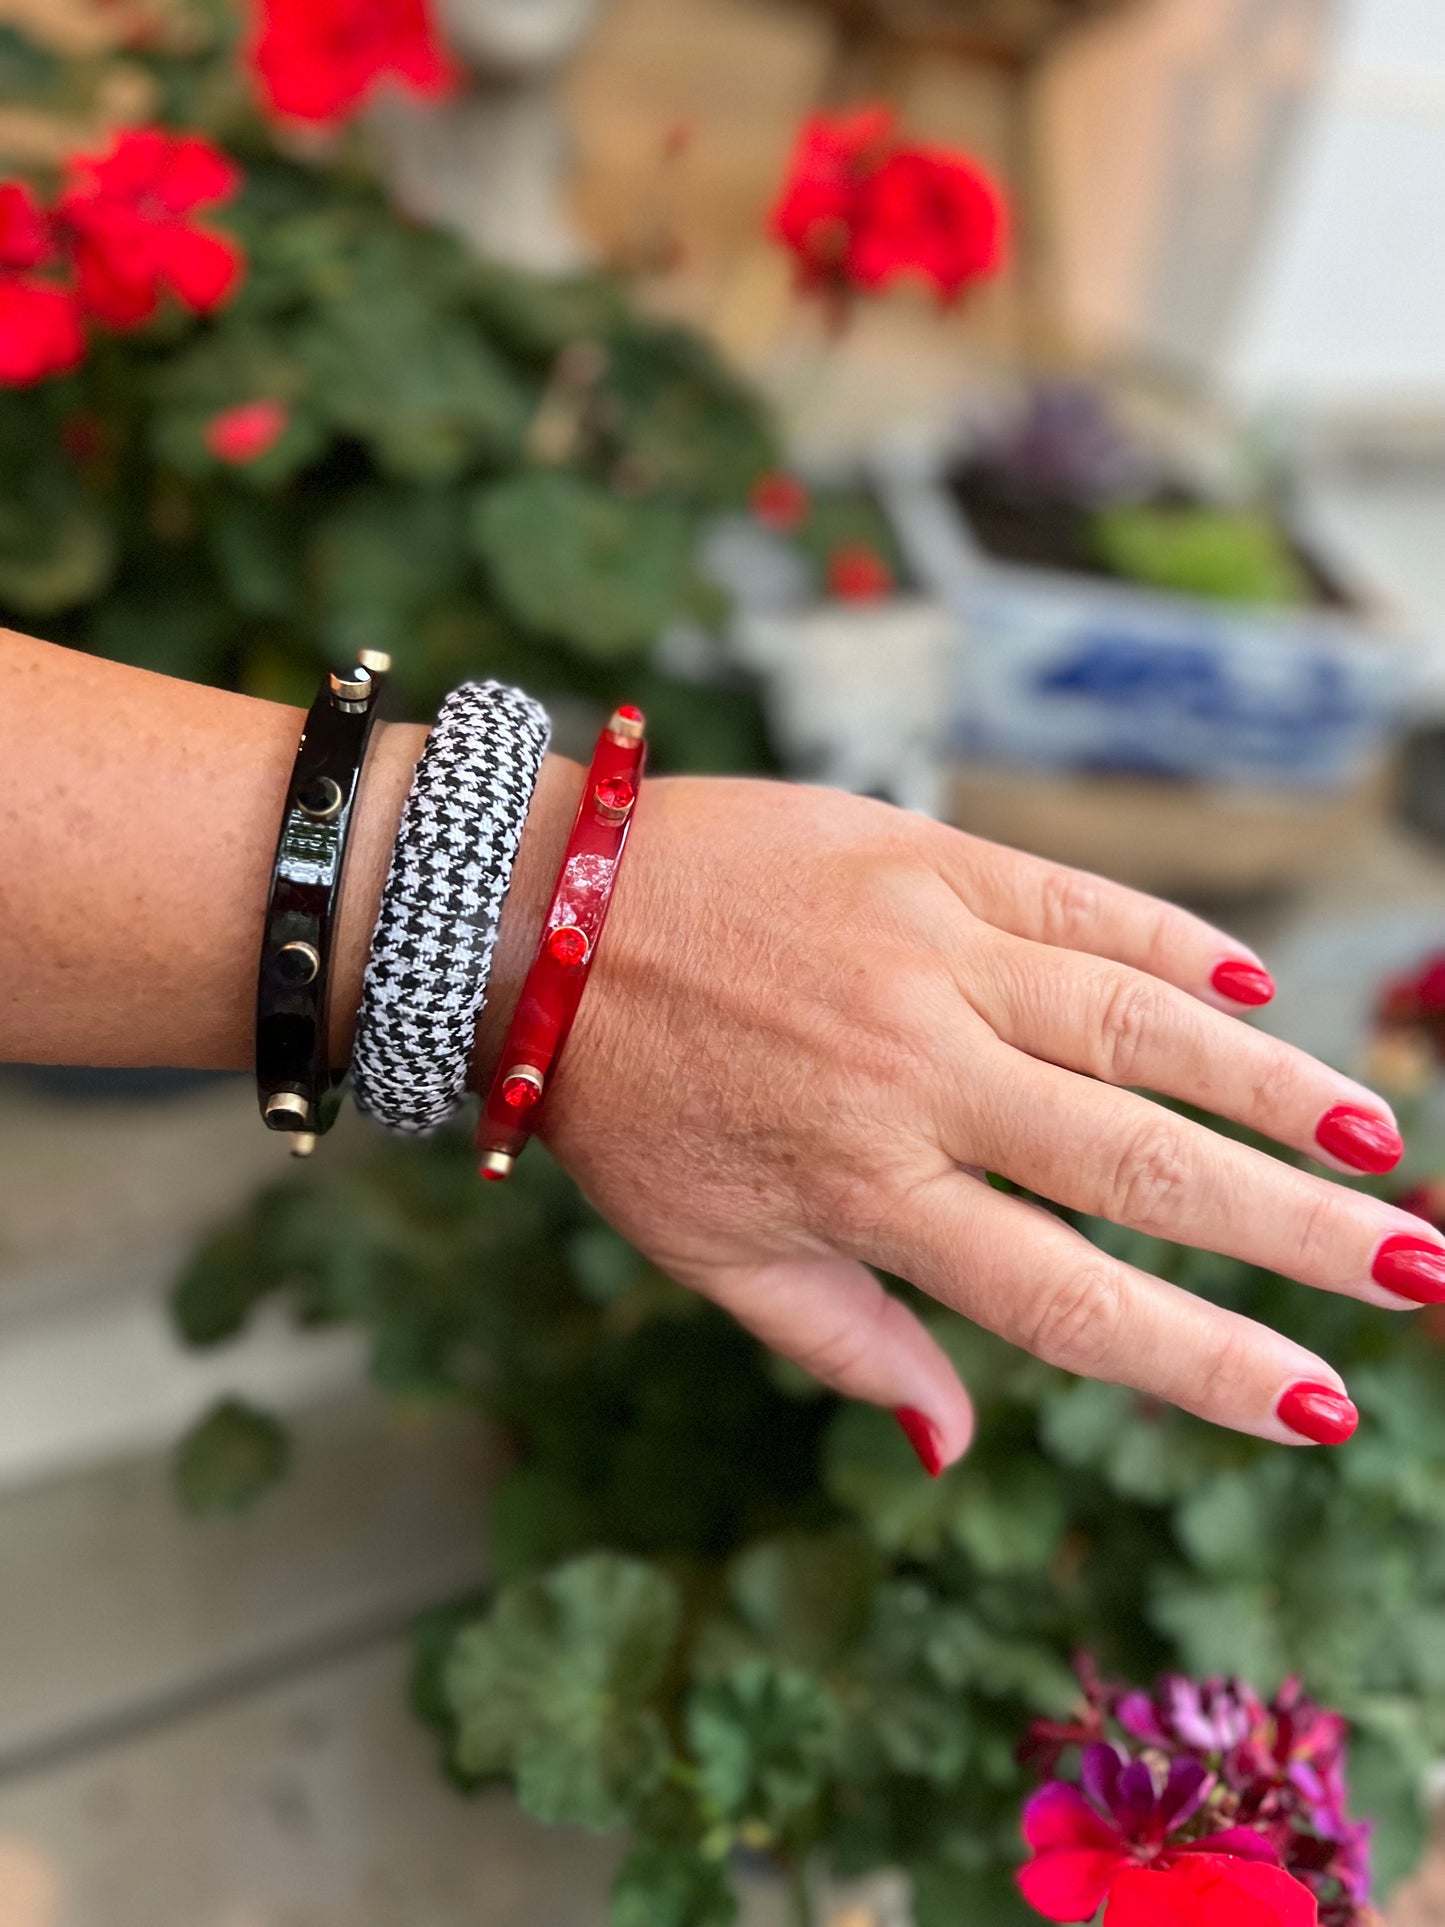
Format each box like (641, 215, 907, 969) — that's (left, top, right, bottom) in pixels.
(0, 1396, 495, 1772)
(0, 1079, 373, 1492)
(0, 1642, 616, 1927)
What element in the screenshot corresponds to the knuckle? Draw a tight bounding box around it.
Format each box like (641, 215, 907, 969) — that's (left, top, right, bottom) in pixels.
(1289, 1176, 1350, 1280)
(1038, 865, 1103, 946)
(1134, 896, 1180, 976)
(1245, 1044, 1308, 1131)
(1025, 1259, 1126, 1373)
(1106, 1118, 1193, 1233)
(790, 1297, 892, 1389)
(1192, 1324, 1256, 1415)
(1096, 974, 1162, 1085)
(811, 1157, 902, 1249)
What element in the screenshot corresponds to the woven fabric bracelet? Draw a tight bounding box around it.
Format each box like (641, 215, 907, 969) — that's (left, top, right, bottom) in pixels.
(351, 680, 551, 1135)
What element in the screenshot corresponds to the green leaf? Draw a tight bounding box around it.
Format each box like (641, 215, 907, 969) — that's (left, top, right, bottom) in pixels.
(0, 26, 63, 100)
(1348, 1697, 1433, 1895)
(601, 325, 776, 508)
(685, 1659, 841, 1832)
(726, 1530, 881, 1671)
(911, 1861, 1035, 1927)
(610, 1842, 737, 1927)
(1089, 504, 1308, 608)
(1174, 1469, 1284, 1577)
(445, 1554, 680, 1830)
(300, 276, 529, 479)
(171, 1224, 280, 1347)
(207, 492, 303, 617)
(1148, 1574, 1289, 1690)
(472, 470, 692, 657)
(172, 1398, 291, 1516)
(947, 1460, 1064, 1576)
(310, 485, 470, 661)
(0, 469, 115, 613)
(868, 1687, 972, 1785)
(568, 1225, 651, 1306)
(1040, 1378, 1232, 1504)
(468, 262, 629, 362)
(85, 557, 231, 682)
(488, 1464, 593, 1583)
(409, 1591, 492, 1792)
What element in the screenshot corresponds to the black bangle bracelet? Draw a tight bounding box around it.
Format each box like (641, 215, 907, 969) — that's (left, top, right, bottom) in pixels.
(255, 650, 389, 1155)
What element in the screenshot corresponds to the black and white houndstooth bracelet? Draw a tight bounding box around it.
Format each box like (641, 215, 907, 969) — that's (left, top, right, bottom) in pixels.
(350, 680, 551, 1135)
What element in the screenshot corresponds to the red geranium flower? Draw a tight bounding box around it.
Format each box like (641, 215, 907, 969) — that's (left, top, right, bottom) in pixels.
(1019, 1745, 1286, 1922)
(771, 104, 893, 285)
(57, 130, 243, 331)
(0, 181, 84, 386)
(750, 470, 810, 533)
(770, 104, 1006, 308)
(1106, 1856, 1319, 1927)
(850, 146, 1007, 300)
(205, 398, 290, 464)
(250, 0, 457, 125)
(828, 543, 893, 601)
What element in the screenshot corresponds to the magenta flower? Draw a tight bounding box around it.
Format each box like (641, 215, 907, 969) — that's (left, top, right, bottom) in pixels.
(1018, 1741, 1278, 1922)
(1022, 1668, 1375, 1927)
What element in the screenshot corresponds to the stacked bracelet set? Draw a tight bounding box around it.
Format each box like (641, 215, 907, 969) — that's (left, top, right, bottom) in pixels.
(255, 660, 644, 1181)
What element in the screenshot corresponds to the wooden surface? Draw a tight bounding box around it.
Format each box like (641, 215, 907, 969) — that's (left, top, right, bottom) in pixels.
(948, 760, 1394, 896)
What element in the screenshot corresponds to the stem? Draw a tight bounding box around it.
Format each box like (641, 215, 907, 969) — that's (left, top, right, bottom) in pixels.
(785, 1858, 814, 1927)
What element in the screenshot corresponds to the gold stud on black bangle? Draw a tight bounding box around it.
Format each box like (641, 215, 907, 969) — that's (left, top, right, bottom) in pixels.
(297, 775, 343, 820)
(276, 940, 320, 985)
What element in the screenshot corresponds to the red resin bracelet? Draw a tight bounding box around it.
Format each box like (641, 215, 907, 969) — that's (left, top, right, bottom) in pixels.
(476, 704, 646, 1181)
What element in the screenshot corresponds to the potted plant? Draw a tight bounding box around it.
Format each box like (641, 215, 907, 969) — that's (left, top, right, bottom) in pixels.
(874, 386, 1416, 893)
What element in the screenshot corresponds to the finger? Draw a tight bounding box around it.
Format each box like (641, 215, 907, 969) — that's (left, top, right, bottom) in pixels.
(971, 933, 1400, 1175)
(929, 828, 1274, 1012)
(954, 1041, 1441, 1313)
(870, 1171, 1356, 1445)
(671, 1251, 974, 1470)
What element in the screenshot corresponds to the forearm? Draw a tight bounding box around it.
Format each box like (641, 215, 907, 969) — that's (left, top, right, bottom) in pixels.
(0, 631, 582, 1077)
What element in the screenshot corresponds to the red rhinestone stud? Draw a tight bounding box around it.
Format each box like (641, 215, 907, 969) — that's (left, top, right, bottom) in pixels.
(501, 1066, 544, 1111)
(594, 776, 635, 821)
(607, 704, 645, 745)
(547, 924, 589, 967)
(478, 1150, 515, 1182)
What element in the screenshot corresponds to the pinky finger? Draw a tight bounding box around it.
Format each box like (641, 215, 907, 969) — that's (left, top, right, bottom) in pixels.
(669, 1250, 976, 1472)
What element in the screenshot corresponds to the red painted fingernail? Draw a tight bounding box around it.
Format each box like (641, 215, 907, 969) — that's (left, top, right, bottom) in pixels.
(895, 1407, 945, 1477)
(1210, 960, 1275, 1007)
(1316, 1105, 1404, 1174)
(1372, 1233, 1445, 1305)
(1277, 1381, 1358, 1445)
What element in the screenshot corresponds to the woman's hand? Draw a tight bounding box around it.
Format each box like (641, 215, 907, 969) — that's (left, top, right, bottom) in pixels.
(540, 775, 1445, 1471)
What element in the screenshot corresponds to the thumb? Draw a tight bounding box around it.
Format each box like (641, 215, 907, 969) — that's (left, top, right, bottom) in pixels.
(669, 1251, 974, 1474)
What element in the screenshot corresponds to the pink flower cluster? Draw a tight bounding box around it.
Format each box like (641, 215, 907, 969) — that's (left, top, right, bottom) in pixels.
(1019, 1664, 1375, 1927)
